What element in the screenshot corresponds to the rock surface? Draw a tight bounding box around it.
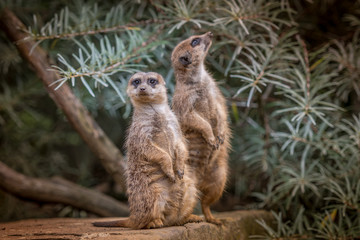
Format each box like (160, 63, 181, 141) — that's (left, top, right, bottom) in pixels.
(0, 210, 273, 240)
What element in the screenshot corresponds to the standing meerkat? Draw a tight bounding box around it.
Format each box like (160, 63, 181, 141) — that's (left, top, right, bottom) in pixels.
(171, 32, 230, 225)
(93, 72, 201, 229)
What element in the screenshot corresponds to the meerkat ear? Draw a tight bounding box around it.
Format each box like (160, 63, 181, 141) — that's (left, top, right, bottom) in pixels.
(179, 52, 192, 66)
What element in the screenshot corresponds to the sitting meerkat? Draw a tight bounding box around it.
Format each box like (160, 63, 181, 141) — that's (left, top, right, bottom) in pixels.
(93, 72, 201, 229)
(171, 32, 230, 225)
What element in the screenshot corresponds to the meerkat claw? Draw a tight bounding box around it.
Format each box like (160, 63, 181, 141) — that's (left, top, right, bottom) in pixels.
(210, 141, 219, 150)
(177, 169, 184, 179)
(217, 136, 224, 145)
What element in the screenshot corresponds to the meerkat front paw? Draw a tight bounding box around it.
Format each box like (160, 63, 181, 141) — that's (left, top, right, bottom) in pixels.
(161, 159, 177, 183)
(216, 135, 225, 145)
(167, 172, 176, 183)
(207, 136, 219, 150)
(146, 219, 164, 229)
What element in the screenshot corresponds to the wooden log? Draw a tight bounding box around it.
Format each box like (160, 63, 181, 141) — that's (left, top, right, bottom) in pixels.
(0, 161, 129, 217)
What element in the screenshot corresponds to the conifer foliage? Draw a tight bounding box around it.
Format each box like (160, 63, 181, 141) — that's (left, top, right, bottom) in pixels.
(1, 0, 359, 238)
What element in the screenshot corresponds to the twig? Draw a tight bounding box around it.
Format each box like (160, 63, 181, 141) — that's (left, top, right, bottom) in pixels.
(258, 93, 271, 171)
(56, 19, 167, 82)
(220, 32, 246, 48)
(29, 19, 166, 41)
(297, 34, 310, 100)
(253, 70, 265, 87)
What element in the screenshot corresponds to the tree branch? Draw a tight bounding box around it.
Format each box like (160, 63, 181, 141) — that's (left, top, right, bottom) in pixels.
(30, 18, 164, 41)
(0, 161, 129, 217)
(0, 8, 127, 191)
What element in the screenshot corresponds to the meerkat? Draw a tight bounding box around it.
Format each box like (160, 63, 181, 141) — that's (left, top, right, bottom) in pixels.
(171, 32, 230, 225)
(93, 72, 201, 229)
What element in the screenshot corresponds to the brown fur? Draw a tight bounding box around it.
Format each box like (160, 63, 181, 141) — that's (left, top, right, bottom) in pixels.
(93, 72, 201, 229)
(171, 32, 230, 225)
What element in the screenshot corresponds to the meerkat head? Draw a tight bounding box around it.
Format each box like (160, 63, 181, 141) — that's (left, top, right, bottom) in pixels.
(171, 32, 213, 71)
(127, 72, 167, 105)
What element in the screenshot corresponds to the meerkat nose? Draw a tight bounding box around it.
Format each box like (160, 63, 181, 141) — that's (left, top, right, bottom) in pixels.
(207, 32, 213, 38)
(140, 87, 146, 91)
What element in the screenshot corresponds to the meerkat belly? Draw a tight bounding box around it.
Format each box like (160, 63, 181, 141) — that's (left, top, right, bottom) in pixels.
(126, 163, 172, 220)
(162, 172, 198, 225)
(146, 174, 191, 225)
(194, 92, 219, 126)
(185, 131, 213, 172)
(177, 172, 198, 219)
(152, 118, 177, 151)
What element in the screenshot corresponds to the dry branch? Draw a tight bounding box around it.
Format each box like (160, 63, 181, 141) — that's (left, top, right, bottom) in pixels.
(0, 161, 129, 217)
(0, 8, 127, 191)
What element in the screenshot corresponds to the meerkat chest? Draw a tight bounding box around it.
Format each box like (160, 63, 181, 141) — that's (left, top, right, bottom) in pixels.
(151, 106, 181, 143)
(193, 86, 216, 112)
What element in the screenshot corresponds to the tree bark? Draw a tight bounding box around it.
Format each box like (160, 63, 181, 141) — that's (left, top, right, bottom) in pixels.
(0, 161, 129, 217)
(0, 8, 127, 191)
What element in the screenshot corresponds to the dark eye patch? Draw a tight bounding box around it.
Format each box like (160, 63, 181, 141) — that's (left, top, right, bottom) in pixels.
(179, 56, 192, 66)
(148, 78, 158, 87)
(191, 38, 201, 47)
(132, 78, 141, 87)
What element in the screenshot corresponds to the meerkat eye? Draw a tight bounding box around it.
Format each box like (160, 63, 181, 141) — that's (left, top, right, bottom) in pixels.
(148, 78, 158, 86)
(191, 38, 201, 47)
(132, 79, 141, 86)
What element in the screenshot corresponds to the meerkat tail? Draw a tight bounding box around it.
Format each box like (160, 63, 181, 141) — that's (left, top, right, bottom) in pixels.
(92, 218, 131, 228)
